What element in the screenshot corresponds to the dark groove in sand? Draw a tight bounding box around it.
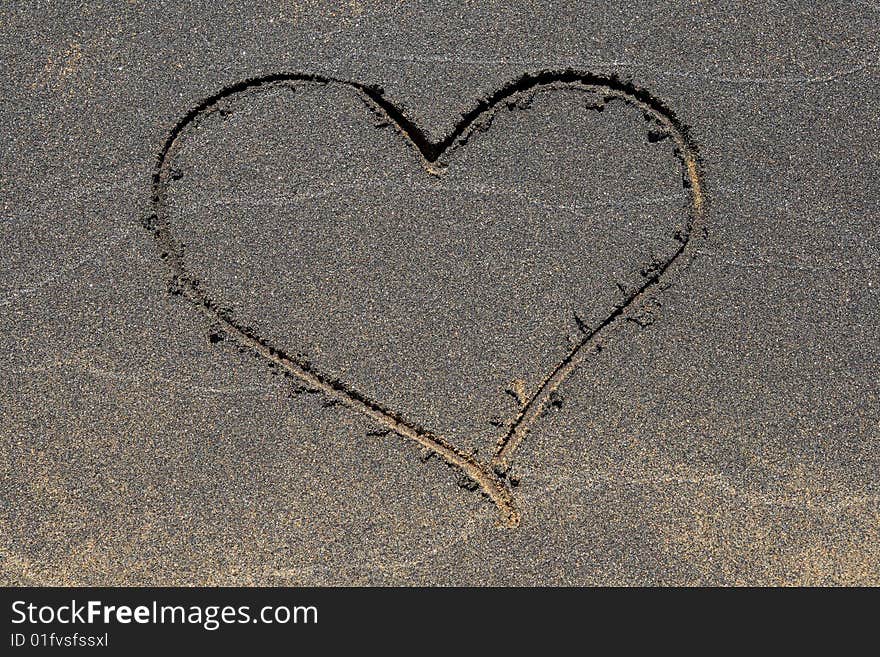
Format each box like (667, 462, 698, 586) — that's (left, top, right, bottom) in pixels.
(146, 70, 707, 528)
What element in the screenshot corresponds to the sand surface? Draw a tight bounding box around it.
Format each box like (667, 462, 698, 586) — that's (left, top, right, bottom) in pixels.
(2, 1, 878, 585)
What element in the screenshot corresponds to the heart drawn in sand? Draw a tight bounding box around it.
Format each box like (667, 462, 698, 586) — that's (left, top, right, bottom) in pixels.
(145, 70, 707, 527)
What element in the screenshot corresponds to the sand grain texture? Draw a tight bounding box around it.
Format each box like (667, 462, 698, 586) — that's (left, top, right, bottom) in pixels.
(1, 1, 878, 585)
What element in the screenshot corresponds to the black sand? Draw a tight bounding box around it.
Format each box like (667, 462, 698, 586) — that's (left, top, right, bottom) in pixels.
(2, 2, 878, 584)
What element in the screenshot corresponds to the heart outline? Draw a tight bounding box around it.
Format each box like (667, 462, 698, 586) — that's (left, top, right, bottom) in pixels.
(145, 70, 707, 527)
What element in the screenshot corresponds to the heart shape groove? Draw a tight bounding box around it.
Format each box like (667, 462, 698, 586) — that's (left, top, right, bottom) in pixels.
(145, 70, 707, 528)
